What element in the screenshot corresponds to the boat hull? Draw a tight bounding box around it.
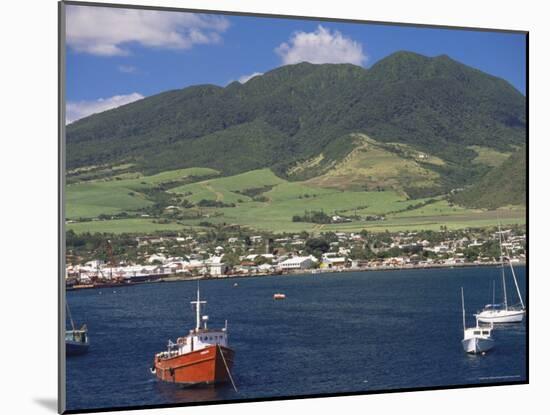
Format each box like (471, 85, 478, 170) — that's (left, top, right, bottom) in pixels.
(476, 310, 525, 323)
(462, 337, 494, 354)
(66, 341, 89, 356)
(153, 345, 234, 385)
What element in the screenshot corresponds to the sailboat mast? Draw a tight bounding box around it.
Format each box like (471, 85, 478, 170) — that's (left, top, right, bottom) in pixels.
(461, 287, 466, 331)
(498, 223, 508, 310)
(492, 280, 495, 305)
(503, 244, 525, 309)
(66, 303, 76, 332)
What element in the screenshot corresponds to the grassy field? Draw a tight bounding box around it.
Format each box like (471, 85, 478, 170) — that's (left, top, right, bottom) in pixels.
(388, 199, 470, 218)
(169, 169, 285, 202)
(306, 134, 440, 191)
(66, 182, 153, 218)
(169, 176, 419, 233)
(469, 145, 511, 167)
(66, 167, 219, 219)
(66, 206, 525, 234)
(66, 218, 200, 234)
(66, 164, 526, 235)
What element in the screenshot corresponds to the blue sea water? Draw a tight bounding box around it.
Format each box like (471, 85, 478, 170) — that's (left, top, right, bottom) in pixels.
(66, 266, 527, 411)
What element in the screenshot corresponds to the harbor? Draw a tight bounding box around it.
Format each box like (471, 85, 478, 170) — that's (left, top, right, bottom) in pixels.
(66, 265, 527, 412)
(66, 259, 526, 291)
(65, 226, 526, 291)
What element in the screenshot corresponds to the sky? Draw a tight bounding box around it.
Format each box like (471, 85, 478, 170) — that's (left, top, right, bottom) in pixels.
(65, 4, 526, 124)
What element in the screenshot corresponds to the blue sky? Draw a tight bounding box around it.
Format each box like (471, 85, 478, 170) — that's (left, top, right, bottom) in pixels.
(65, 5, 526, 123)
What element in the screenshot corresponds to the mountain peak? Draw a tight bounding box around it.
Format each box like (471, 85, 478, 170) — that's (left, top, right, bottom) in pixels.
(368, 51, 522, 97)
(368, 51, 460, 82)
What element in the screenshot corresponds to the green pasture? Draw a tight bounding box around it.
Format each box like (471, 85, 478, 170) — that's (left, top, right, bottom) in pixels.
(66, 167, 218, 219)
(66, 165, 526, 234)
(170, 168, 285, 203)
(469, 146, 511, 167)
(66, 218, 199, 234)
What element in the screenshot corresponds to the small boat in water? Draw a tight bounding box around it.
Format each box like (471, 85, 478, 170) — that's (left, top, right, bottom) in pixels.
(475, 224, 525, 324)
(273, 293, 286, 300)
(65, 303, 89, 356)
(151, 286, 235, 386)
(461, 287, 494, 354)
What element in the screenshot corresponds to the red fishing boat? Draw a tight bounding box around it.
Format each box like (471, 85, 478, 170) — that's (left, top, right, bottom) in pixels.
(151, 286, 235, 386)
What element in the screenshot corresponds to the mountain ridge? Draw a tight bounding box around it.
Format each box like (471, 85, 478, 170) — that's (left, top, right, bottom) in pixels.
(66, 51, 526, 205)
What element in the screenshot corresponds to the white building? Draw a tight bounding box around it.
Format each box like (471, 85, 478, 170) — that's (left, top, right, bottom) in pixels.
(207, 256, 227, 276)
(258, 263, 275, 273)
(321, 254, 347, 268)
(85, 259, 105, 269)
(245, 254, 275, 261)
(147, 253, 167, 264)
(278, 255, 317, 270)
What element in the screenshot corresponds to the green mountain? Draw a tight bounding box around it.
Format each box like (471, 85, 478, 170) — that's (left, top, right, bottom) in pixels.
(450, 145, 526, 208)
(66, 51, 526, 202)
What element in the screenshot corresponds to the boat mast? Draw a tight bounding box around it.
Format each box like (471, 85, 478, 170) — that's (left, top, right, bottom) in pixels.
(503, 244, 525, 310)
(498, 223, 508, 310)
(191, 283, 207, 331)
(461, 287, 466, 332)
(66, 302, 76, 332)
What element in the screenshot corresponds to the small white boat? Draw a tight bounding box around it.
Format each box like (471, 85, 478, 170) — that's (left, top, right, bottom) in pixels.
(273, 293, 286, 300)
(475, 224, 525, 324)
(462, 327, 495, 354)
(66, 326, 89, 356)
(66, 303, 89, 356)
(461, 287, 495, 354)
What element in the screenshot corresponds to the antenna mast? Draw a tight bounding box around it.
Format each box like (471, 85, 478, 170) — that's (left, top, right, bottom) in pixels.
(190, 283, 207, 331)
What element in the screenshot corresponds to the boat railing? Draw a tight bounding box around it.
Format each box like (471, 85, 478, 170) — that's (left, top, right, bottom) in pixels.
(508, 303, 525, 311)
(65, 330, 87, 343)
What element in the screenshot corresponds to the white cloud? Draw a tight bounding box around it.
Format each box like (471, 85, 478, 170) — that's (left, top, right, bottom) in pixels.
(275, 25, 366, 66)
(117, 64, 137, 73)
(66, 5, 230, 56)
(238, 72, 263, 84)
(66, 93, 144, 124)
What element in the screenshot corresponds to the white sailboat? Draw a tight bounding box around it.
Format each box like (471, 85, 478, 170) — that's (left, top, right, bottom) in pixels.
(475, 225, 525, 324)
(461, 287, 495, 354)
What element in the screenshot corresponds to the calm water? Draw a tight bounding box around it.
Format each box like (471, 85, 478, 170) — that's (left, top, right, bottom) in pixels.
(66, 266, 527, 411)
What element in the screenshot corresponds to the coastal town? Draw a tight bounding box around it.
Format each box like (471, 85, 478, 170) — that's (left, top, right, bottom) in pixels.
(65, 225, 526, 289)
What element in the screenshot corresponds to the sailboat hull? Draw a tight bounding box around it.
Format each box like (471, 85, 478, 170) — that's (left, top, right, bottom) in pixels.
(66, 340, 89, 356)
(462, 337, 494, 354)
(476, 310, 525, 323)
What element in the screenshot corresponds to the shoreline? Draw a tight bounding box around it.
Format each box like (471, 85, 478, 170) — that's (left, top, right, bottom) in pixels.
(66, 261, 526, 291)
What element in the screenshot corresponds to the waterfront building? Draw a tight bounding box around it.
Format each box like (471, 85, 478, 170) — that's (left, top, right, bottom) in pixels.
(278, 255, 317, 270)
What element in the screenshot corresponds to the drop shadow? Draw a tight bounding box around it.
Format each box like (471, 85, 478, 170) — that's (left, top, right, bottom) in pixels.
(34, 398, 57, 413)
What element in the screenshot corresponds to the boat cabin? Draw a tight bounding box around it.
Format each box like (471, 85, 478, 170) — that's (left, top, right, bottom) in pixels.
(66, 328, 88, 344)
(161, 326, 228, 358)
(482, 303, 503, 311)
(156, 287, 229, 361)
(463, 326, 492, 340)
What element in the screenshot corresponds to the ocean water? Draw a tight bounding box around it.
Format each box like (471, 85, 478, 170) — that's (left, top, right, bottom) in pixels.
(66, 266, 527, 411)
